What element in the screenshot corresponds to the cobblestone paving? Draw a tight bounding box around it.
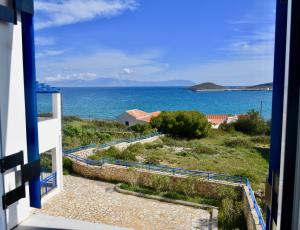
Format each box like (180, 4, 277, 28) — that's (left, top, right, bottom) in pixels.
(37, 175, 211, 230)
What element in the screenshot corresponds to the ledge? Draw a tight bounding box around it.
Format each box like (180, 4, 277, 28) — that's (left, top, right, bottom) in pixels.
(114, 183, 217, 210)
(114, 183, 219, 229)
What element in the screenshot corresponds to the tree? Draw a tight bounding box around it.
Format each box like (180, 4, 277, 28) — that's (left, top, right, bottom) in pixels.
(128, 123, 153, 134)
(150, 111, 210, 139)
(234, 110, 270, 135)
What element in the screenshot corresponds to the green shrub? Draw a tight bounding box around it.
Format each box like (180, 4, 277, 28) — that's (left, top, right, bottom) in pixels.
(128, 123, 154, 134)
(217, 187, 246, 229)
(40, 153, 52, 171)
(174, 176, 202, 197)
(91, 146, 137, 161)
(194, 145, 215, 155)
(250, 136, 270, 145)
(144, 141, 164, 149)
(176, 151, 191, 157)
(224, 137, 254, 148)
(218, 198, 245, 229)
(150, 174, 171, 192)
(151, 111, 211, 139)
(234, 110, 270, 136)
(63, 157, 73, 175)
(124, 143, 145, 154)
(144, 155, 161, 165)
(219, 122, 235, 133)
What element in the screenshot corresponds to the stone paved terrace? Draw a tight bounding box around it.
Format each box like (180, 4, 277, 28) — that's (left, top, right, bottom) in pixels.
(36, 175, 211, 230)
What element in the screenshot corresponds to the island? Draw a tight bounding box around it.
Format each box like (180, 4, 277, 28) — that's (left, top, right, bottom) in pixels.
(189, 82, 273, 91)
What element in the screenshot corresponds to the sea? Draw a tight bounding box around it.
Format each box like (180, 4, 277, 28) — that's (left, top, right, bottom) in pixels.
(37, 87, 273, 120)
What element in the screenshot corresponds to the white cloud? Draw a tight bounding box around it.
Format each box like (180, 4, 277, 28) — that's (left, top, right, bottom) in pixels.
(35, 36, 56, 46)
(36, 48, 71, 58)
(122, 68, 132, 74)
(222, 10, 275, 60)
(37, 49, 167, 82)
(35, 0, 138, 29)
(45, 72, 97, 82)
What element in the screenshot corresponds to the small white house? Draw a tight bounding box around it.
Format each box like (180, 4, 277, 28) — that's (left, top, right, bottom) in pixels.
(206, 114, 239, 129)
(117, 109, 161, 126)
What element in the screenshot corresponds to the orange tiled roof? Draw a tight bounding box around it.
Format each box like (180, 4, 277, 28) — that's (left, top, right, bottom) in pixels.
(206, 114, 228, 125)
(206, 114, 228, 120)
(137, 115, 152, 122)
(126, 109, 161, 122)
(150, 111, 161, 117)
(126, 109, 149, 118)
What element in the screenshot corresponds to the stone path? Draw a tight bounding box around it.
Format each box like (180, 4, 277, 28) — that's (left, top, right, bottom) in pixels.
(36, 175, 211, 230)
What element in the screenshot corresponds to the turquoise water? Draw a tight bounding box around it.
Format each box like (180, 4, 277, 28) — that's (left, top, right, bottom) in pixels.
(37, 87, 273, 120)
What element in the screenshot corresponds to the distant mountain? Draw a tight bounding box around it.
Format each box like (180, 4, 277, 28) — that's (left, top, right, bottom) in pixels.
(245, 82, 273, 90)
(48, 78, 195, 87)
(189, 82, 273, 91)
(188, 82, 225, 91)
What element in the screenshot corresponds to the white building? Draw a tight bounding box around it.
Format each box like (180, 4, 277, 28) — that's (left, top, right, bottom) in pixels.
(0, 1, 63, 229)
(117, 109, 161, 126)
(206, 114, 239, 129)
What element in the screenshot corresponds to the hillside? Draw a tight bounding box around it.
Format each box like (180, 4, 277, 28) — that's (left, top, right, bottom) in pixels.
(245, 82, 273, 90)
(189, 82, 273, 91)
(188, 82, 225, 91)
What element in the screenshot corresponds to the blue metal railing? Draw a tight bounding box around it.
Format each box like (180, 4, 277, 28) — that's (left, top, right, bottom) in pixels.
(246, 179, 266, 230)
(40, 172, 57, 196)
(63, 131, 266, 229)
(68, 154, 246, 183)
(63, 132, 162, 155)
(66, 154, 266, 228)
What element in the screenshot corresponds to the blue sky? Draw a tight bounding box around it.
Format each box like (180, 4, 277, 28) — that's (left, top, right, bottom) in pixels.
(34, 0, 276, 86)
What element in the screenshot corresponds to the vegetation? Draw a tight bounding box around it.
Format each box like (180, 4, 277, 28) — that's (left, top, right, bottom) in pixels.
(88, 129, 268, 190)
(120, 183, 220, 206)
(119, 174, 246, 229)
(232, 110, 270, 136)
(40, 153, 52, 171)
(189, 82, 273, 91)
(218, 187, 246, 229)
(63, 111, 269, 226)
(128, 123, 155, 134)
(63, 157, 73, 175)
(62, 116, 147, 150)
(151, 111, 210, 139)
(188, 82, 225, 91)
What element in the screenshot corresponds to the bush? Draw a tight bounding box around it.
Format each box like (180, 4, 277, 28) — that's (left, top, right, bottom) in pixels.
(219, 122, 235, 133)
(151, 111, 211, 139)
(250, 135, 270, 145)
(128, 123, 154, 134)
(150, 174, 171, 192)
(174, 176, 202, 197)
(124, 143, 145, 155)
(224, 137, 254, 148)
(91, 146, 137, 161)
(218, 187, 246, 229)
(194, 145, 215, 155)
(144, 154, 161, 165)
(40, 153, 52, 171)
(63, 157, 73, 175)
(234, 110, 270, 135)
(218, 198, 245, 229)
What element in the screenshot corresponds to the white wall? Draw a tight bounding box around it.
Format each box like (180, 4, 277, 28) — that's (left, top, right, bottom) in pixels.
(0, 7, 31, 229)
(38, 93, 63, 191)
(117, 113, 146, 126)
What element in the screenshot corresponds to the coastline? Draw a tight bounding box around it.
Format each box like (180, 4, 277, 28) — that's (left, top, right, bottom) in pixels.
(193, 88, 273, 92)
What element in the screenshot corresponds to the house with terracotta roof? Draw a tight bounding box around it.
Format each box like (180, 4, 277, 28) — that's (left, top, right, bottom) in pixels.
(206, 114, 240, 129)
(117, 109, 161, 126)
